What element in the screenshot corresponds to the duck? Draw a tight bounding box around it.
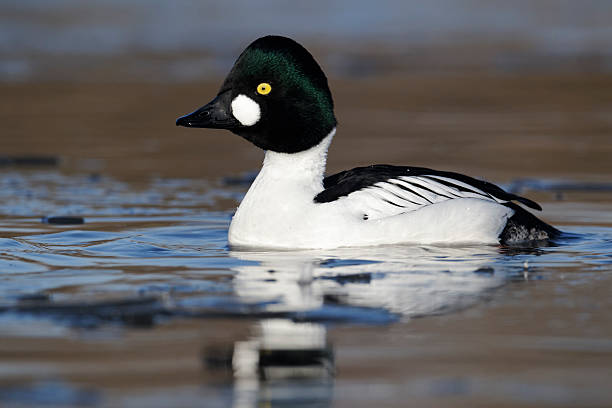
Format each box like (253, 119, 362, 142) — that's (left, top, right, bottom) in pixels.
(176, 35, 559, 249)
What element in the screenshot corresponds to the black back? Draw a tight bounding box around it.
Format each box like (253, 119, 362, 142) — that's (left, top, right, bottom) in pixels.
(314, 164, 542, 210)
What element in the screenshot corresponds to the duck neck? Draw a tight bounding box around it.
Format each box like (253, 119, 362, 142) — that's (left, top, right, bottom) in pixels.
(259, 127, 335, 189)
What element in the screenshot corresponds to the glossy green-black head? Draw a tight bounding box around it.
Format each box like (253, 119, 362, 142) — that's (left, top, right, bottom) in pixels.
(176, 35, 337, 153)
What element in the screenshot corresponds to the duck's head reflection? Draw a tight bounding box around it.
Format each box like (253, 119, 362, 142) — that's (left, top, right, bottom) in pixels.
(229, 319, 334, 408)
(229, 244, 512, 319)
(233, 319, 333, 380)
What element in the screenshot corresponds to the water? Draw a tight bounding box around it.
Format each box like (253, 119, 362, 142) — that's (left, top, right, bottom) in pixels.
(1, 169, 611, 407)
(0, 171, 536, 321)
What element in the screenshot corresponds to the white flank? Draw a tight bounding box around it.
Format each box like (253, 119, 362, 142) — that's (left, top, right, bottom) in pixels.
(231, 94, 261, 126)
(227, 127, 515, 249)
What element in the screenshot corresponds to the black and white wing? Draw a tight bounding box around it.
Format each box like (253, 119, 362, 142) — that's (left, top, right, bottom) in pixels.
(314, 165, 541, 221)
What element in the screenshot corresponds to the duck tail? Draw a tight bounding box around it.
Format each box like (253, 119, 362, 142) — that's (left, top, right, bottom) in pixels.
(500, 203, 561, 245)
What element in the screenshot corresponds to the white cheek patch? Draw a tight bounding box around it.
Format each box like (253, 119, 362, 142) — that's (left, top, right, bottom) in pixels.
(231, 94, 261, 126)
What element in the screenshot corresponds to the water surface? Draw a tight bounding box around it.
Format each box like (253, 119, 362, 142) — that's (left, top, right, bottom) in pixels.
(1, 169, 611, 407)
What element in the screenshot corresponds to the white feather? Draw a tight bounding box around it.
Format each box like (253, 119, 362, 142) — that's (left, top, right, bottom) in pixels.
(231, 94, 261, 126)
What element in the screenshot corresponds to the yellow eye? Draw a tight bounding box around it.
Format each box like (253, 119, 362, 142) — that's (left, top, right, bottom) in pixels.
(256, 82, 272, 95)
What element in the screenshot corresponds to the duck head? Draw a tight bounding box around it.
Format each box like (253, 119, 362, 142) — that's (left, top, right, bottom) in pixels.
(176, 35, 337, 153)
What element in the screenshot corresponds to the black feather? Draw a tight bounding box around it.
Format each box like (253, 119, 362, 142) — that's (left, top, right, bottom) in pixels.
(500, 203, 561, 244)
(315, 164, 542, 210)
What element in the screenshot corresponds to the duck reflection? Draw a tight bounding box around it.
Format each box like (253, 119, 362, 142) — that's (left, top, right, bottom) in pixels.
(234, 319, 333, 381)
(202, 319, 334, 408)
(229, 245, 512, 318)
(205, 245, 520, 407)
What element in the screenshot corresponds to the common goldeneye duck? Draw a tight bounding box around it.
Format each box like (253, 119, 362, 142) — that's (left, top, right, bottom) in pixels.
(176, 35, 560, 249)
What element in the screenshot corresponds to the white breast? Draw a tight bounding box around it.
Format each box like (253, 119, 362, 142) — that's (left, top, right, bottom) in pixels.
(228, 130, 334, 248)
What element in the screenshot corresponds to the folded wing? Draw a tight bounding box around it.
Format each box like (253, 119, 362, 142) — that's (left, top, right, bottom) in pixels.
(314, 165, 541, 221)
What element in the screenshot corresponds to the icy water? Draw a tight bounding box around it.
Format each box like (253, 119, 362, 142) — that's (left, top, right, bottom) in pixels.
(1, 169, 611, 407)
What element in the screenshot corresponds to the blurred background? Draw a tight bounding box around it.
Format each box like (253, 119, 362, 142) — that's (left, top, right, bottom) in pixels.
(2, 3, 612, 407)
(2, 0, 611, 183)
(3, 0, 612, 81)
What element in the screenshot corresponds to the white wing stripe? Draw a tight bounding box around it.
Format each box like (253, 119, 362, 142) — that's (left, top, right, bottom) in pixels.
(403, 177, 458, 198)
(389, 179, 441, 203)
(385, 179, 433, 203)
(375, 182, 429, 205)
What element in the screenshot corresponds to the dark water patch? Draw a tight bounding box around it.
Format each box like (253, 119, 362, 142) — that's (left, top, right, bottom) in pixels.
(176, 296, 399, 325)
(473, 266, 494, 275)
(257, 347, 333, 369)
(2, 296, 165, 328)
(15, 292, 51, 302)
(41, 215, 85, 225)
(0, 155, 59, 167)
(177, 296, 280, 315)
(0, 381, 100, 407)
(319, 272, 373, 285)
(0, 292, 398, 328)
(319, 258, 380, 268)
(292, 304, 399, 325)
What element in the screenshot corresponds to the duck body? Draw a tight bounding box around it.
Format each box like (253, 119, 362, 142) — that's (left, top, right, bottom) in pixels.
(177, 35, 559, 249)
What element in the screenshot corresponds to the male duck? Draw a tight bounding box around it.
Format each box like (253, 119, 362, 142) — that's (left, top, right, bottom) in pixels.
(177, 35, 559, 249)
